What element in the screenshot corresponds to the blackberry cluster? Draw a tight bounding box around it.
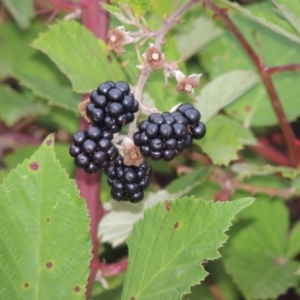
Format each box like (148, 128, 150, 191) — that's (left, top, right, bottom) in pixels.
(69, 124, 118, 173)
(133, 103, 206, 161)
(86, 81, 139, 133)
(105, 156, 152, 203)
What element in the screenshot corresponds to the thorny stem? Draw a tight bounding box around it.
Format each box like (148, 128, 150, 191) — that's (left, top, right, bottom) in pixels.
(266, 64, 300, 75)
(209, 173, 295, 200)
(202, 0, 300, 168)
(71, 0, 109, 299)
(128, 0, 198, 139)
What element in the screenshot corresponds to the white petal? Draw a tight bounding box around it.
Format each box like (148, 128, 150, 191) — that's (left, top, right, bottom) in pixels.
(188, 73, 202, 84)
(123, 136, 134, 146)
(173, 70, 186, 82)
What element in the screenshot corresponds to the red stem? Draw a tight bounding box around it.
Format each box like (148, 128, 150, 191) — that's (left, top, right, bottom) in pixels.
(266, 64, 300, 75)
(72, 1, 109, 299)
(48, 0, 90, 11)
(100, 259, 128, 277)
(203, 0, 300, 168)
(249, 137, 291, 166)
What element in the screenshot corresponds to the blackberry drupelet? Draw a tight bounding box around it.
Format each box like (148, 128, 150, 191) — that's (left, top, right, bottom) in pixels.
(69, 124, 118, 173)
(133, 104, 206, 161)
(86, 81, 139, 133)
(104, 156, 152, 203)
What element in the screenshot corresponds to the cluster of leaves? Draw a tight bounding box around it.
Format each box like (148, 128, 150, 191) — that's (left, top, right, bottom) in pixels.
(1, 0, 300, 300)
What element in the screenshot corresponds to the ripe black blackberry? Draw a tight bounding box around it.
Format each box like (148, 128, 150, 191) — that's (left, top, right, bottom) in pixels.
(69, 124, 118, 173)
(104, 156, 152, 203)
(133, 104, 206, 161)
(86, 81, 139, 133)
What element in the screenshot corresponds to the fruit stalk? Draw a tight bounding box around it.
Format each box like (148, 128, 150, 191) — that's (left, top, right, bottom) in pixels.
(128, 0, 199, 139)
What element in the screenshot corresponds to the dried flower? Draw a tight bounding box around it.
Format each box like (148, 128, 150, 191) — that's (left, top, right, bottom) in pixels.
(137, 44, 165, 70)
(123, 137, 144, 166)
(173, 71, 202, 96)
(107, 26, 134, 56)
(77, 98, 91, 122)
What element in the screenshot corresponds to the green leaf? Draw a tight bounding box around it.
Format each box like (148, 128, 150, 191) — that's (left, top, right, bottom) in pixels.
(31, 20, 126, 93)
(176, 16, 222, 59)
(0, 135, 92, 299)
(195, 70, 259, 123)
(220, 0, 300, 44)
(101, 3, 123, 15)
(2, 0, 34, 29)
(217, 116, 257, 146)
(0, 21, 68, 83)
(182, 259, 241, 300)
(128, 0, 153, 19)
(202, 8, 300, 127)
(3, 143, 75, 177)
(287, 221, 300, 259)
(101, 3, 132, 24)
(231, 162, 300, 179)
(0, 85, 47, 126)
(272, 0, 300, 35)
(15, 73, 80, 113)
(0, 20, 75, 108)
(121, 197, 254, 300)
(197, 115, 244, 166)
(224, 197, 300, 299)
(275, 0, 300, 21)
(98, 168, 210, 247)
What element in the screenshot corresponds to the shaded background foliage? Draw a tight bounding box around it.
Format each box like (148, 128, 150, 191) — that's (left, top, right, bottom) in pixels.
(1, 0, 300, 299)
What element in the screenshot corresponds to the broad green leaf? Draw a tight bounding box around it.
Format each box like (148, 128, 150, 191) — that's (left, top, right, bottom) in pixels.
(287, 221, 300, 259)
(217, 115, 257, 146)
(101, 3, 123, 15)
(15, 73, 80, 113)
(98, 168, 210, 247)
(3, 143, 75, 176)
(197, 115, 243, 166)
(220, 0, 300, 44)
(176, 16, 222, 59)
(182, 259, 241, 300)
(231, 162, 300, 179)
(275, 0, 300, 21)
(272, 0, 300, 35)
(2, 0, 34, 29)
(224, 197, 300, 299)
(31, 20, 126, 93)
(0, 135, 92, 299)
(101, 3, 132, 24)
(202, 10, 300, 127)
(195, 70, 259, 123)
(38, 107, 78, 134)
(128, 0, 153, 19)
(0, 21, 75, 108)
(0, 85, 47, 126)
(0, 21, 68, 83)
(121, 197, 254, 300)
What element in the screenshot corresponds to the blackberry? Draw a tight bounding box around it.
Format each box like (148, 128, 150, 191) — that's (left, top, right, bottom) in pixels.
(104, 156, 152, 203)
(69, 124, 118, 173)
(87, 81, 139, 133)
(133, 104, 206, 161)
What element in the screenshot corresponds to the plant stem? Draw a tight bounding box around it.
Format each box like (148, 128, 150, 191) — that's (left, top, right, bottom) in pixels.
(202, 0, 300, 168)
(128, 0, 198, 139)
(76, 1, 109, 299)
(266, 64, 300, 75)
